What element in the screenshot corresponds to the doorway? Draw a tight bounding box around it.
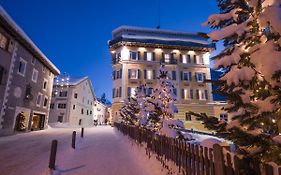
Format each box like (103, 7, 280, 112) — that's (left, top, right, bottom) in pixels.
(31, 113, 45, 131)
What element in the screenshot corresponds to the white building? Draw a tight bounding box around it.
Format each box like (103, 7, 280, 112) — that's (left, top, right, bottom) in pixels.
(49, 76, 96, 127)
(93, 101, 109, 125)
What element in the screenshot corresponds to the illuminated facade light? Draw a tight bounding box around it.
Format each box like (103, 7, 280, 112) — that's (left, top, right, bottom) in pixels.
(138, 47, 146, 51)
(172, 49, 180, 53)
(121, 46, 130, 61)
(154, 48, 162, 52)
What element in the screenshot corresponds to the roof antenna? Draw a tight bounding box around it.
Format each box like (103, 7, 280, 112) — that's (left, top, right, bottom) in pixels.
(156, 0, 161, 29)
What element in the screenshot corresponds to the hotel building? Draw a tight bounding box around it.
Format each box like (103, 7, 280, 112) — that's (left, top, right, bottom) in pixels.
(108, 26, 228, 131)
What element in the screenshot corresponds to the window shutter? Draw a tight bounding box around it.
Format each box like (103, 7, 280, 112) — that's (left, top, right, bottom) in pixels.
(120, 68, 122, 79)
(203, 73, 206, 81)
(119, 87, 122, 97)
(204, 90, 208, 100)
(180, 71, 183, 80)
(172, 71, 176, 80)
(190, 89, 193, 99)
(152, 52, 156, 61)
(196, 89, 200, 99)
(173, 88, 177, 96)
(128, 69, 131, 79)
(113, 70, 116, 80)
(187, 54, 191, 63)
(179, 54, 183, 63)
(161, 53, 165, 63)
(170, 53, 174, 64)
(195, 72, 198, 81)
(189, 72, 192, 81)
(153, 70, 156, 79)
(138, 69, 141, 79)
(181, 89, 185, 99)
(112, 88, 115, 98)
(193, 55, 197, 64)
(144, 52, 147, 61)
(127, 87, 131, 97)
(137, 51, 141, 60)
(144, 69, 147, 79)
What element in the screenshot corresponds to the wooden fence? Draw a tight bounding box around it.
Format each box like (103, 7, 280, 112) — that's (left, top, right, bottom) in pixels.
(115, 122, 281, 175)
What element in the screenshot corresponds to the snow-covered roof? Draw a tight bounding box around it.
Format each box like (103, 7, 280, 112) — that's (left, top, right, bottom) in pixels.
(0, 6, 60, 75)
(109, 26, 215, 49)
(67, 76, 89, 86)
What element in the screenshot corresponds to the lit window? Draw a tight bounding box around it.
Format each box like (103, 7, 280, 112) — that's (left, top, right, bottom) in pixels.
(128, 69, 139, 79)
(0, 32, 8, 50)
(165, 54, 170, 63)
(182, 89, 189, 100)
(147, 52, 152, 61)
(182, 55, 187, 64)
(147, 70, 152, 80)
(31, 69, 38, 83)
(18, 58, 27, 76)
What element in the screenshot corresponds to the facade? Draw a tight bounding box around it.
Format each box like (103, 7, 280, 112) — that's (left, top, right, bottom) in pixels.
(0, 7, 60, 136)
(49, 76, 96, 127)
(108, 26, 228, 131)
(93, 100, 109, 125)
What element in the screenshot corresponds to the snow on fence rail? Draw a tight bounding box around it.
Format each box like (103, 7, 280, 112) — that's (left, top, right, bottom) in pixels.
(115, 122, 281, 175)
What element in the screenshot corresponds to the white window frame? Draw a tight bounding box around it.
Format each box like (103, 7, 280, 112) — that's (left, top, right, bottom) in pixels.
(31, 68, 39, 83)
(196, 73, 204, 82)
(36, 92, 43, 107)
(129, 51, 138, 60)
(43, 79, 48, 91)
(17, 57, 27, 77)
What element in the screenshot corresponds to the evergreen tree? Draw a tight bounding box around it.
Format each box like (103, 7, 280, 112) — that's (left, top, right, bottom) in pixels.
(193, 0, 281, 164)
(148, 64, 184, 138)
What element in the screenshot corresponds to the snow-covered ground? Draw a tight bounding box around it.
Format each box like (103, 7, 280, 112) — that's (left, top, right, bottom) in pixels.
(0, 126, 164, 175)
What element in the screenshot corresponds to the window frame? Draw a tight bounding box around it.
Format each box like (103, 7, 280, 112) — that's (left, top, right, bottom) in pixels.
(17, 57, 27, 77)
(31, 68, 39, 83)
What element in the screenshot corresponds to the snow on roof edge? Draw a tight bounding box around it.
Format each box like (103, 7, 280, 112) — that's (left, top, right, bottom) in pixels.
(0, 6, 60, 75)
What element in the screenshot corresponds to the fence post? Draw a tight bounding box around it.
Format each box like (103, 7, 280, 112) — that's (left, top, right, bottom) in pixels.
(49, 140, 58, 170)
(72, 131, 76, 149)
(81, 128, 84, 138)
(213, 144, 225, 175)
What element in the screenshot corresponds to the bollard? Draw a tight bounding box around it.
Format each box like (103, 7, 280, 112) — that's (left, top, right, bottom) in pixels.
(49, 140, 58, 170)
(72, 131, 76, 149)
(81, 128, 84, 138)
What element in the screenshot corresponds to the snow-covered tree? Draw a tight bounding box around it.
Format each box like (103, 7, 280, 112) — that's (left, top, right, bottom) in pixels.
(120, 96, 140, 126)
(192, 0, 281, 164)
(148, 64, 184, 138)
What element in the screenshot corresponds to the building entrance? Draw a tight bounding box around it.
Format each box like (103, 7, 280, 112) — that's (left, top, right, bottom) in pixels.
(31, 113, 45, 130)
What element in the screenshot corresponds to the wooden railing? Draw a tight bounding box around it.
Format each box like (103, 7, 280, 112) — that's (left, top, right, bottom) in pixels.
(115, 122, 281, 175)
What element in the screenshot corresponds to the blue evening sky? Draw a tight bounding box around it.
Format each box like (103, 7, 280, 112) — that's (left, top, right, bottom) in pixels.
(1, 0, 221, 101)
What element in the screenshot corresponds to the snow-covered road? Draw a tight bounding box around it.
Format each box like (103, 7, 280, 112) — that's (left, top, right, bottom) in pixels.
(0, 126, 164, 175)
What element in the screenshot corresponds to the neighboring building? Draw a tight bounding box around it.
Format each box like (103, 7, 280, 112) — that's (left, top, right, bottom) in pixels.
(0, 7, 60, 136)
(49, 76, 95, 127)
(108, 26, 229, 131)
(93, 100, 109, 125)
